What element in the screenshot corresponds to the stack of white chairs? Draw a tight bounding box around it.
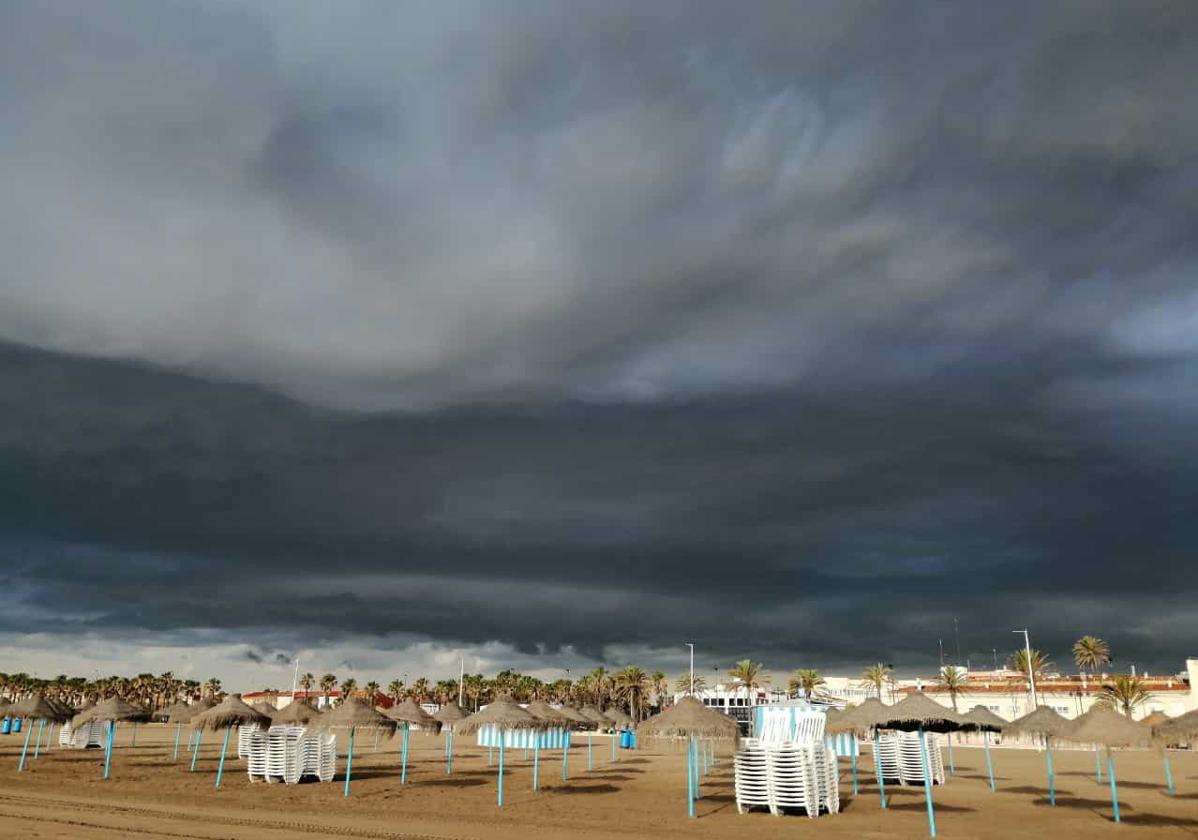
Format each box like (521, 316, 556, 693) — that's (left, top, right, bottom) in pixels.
(238, 723, 262, 759)
(896, 731, 945, 785)
(815, 742, 840, 814)
(875, 734, 901, 782)
(245, 726, 336, 784)
(765, 743, 821, 817)
(58, 719, 105, 749)
(734, 738, 771, 814)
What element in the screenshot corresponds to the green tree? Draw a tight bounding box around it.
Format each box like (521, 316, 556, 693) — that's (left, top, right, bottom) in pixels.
(1072, 636, 1112, 682)
(613, 665, 650, 720)
(859, 663, 892, 701)
(788, 669, 825, 697)
(674, 672, 707, 695)
(339, 677, 358, 702)
(937, 665, 968, 712)
(319, 673, 337, 706)
(1096, 675, 1149, 717)
(1007, 649, 1052, 681)
(728, 659, 769, 703)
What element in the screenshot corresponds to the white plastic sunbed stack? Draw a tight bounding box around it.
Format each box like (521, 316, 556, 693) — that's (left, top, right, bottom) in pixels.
(896, 731, 945, 785)
(733, 738, 771, 814)
(875, 734, 901, 781)
(238, 722, 261, 759)
(58, 719, 105, 748)
(245, 726, 336, 784)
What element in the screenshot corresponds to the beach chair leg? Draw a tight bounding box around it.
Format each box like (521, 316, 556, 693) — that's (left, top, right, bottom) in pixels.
(686, 737, 695, 818)
(215, 727, 231, 788)
(190, 730, 202, 771)
(918, 726, 937, 838)
(874, 734, 887, 808)
(343, 731, 356, 797)
(497, 738, 505, 807)
(533, 741, 539, 791)
(104, 722, 116, 780)
(984, 732, 995, 792)
(1163, 752, 1174, 796)
(401, 724, 409, 784)
(1107, 753, 1120, 823)
(17, 719, 33, 771)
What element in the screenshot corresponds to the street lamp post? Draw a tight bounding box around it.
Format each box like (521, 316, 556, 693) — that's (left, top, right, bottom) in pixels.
(1012, 629, 1038, 709)
(685, 643, 694, 695)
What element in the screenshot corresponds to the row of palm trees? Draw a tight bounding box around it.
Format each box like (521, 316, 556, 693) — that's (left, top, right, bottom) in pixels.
(0, 671, 224, 710)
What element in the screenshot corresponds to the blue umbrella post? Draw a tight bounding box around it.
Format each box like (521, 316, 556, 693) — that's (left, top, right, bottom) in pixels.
(17, 718, 34, 771)
(187, 694, 271, 789)
(317, 695, 398, 798)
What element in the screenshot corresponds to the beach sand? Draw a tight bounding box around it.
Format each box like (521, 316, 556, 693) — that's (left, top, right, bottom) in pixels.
(1, 725, 1194, 838)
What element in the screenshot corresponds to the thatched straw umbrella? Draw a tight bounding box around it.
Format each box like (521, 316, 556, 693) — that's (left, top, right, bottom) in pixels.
(637, 696, 740, 818)
(76, 697, 151, 779)
(385, 699, 440, 784)
(1066, 707, 1150, 823)
(272, 698, 321, 726)
(318, 697, 397, 797)
(434, 701, 466, 774)
(160, 701, 195, 760)
(10, 694, 68, 771)
(1004, 706, 1072, 806)
(190, 694, 271, 788)
(1154, 710, 1198, 795)
(960, 706, 1006, 793)
(827, 697, 898, 808)
(456, 699, 547, 806)
(251, 700, 278, 719)
(875, 693, 967, 838)
(1140, 710, 1170, 728)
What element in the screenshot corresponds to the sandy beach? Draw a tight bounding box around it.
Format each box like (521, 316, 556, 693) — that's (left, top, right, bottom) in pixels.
(1, 726, 1194, 839)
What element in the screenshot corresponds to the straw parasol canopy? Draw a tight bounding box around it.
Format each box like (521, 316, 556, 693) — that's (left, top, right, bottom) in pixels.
(961, 705, 1007, 732)
(433, 700, 467, 726)
(874, 692, 967, 733)
(317, 696, 397, 734)
(251, 701, 278, 719)
(1065, 707, 1151, 748)
(637, 696, 740, 741)
(159, 700, 195, 724)
(76, 696, 151, 725)
(825, 697, 894, 734)
(1152, 709, 1198, 743)
(386, 698, 441, 731)
(1004, 705, 1073, 739)
(455, 698, 546, 736)
(579, 704, 613, 727)
(603, 707, 634, 727)
(1139, 711, 1170, 728)
(524, 700, 568, 725)
(0, 697, 11, 715)
(11, 693, 71, 722)
(190, 694, 271, 732)
(272, 699, 321, 725)
(555, 704, 590, 728)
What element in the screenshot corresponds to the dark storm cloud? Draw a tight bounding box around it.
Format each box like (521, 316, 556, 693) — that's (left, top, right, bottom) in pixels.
(1, 1, 1197, 674)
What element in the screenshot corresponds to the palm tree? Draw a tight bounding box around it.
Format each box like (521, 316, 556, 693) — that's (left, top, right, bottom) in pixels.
(1072, 636, 1112, 685)
(1096, 675, 1149, 717)
(937, 665, 968, 712)
(613, 666, 650, 720)
(364, 681, 380, 704)
(339, 678, 358, 702)
(412, 677, 431, 702)
(650, 671, 668, 710)
(860, 663, 892, 701)
(298, 672, 315, 698)
(788, 669, 825, 698)
(1007, 648, 1052, 681)
(203, 677, 222, 700)
(674, 673, 707, 695)
(728, 660, 769, 704)
(387, 679, 404, 702)
(319, 673, 337, 706)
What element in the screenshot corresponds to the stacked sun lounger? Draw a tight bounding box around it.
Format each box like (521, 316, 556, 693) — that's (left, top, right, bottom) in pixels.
(734, 738, 840, 817)
(58, 719, 105, 748)
(245, 726, 336, 784)
(896, 731, 945, 785)
(733, 738, 771, 813)
(238, 722, 262, 759)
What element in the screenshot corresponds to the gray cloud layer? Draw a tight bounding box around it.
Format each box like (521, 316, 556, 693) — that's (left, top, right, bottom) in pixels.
(2, 1, 1197, 675)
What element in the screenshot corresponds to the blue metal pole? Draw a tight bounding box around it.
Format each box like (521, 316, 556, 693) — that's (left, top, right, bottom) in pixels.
(33, 719, 45, 759)
(214, 726, 231, 788)
(562, 737, 569, 781)
(1163, 751, 1175, 796)
(190, 729, 201, 771)
(874, 733, 887, 808)
(1107, 752, 1120, 823)
(686, 737, 695, 818)
(533, 739, 540, 791)
(343, 730, 356, 797)
(851, 747, 859, 795)
(587, 733, 593, 771)
(497, 733, 505, 807)
(17, 719, 33, 771)
(447, 730, 454, 775)
(401, 724, 409, 784)
(1046, 745, 1056, 806)
(918, 726, 937, 838)
(173, 723, 182, 761)
(103, 721, 116, 780)
(693, 736, 701, 799)
(611, 732, 616, 762)
(489, 743, 493, 765)
(983, 731, 995, 792)
(946, 732, 954, 775)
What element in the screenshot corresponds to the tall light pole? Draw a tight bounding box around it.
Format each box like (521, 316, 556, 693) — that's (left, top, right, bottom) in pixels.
(1012, 629, 1038, 709)
(685, 643, 694, 695)
(458, 655, 465, 706)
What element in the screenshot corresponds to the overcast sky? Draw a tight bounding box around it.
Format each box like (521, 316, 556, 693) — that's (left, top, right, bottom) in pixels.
(2, 1, 1197, 689)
